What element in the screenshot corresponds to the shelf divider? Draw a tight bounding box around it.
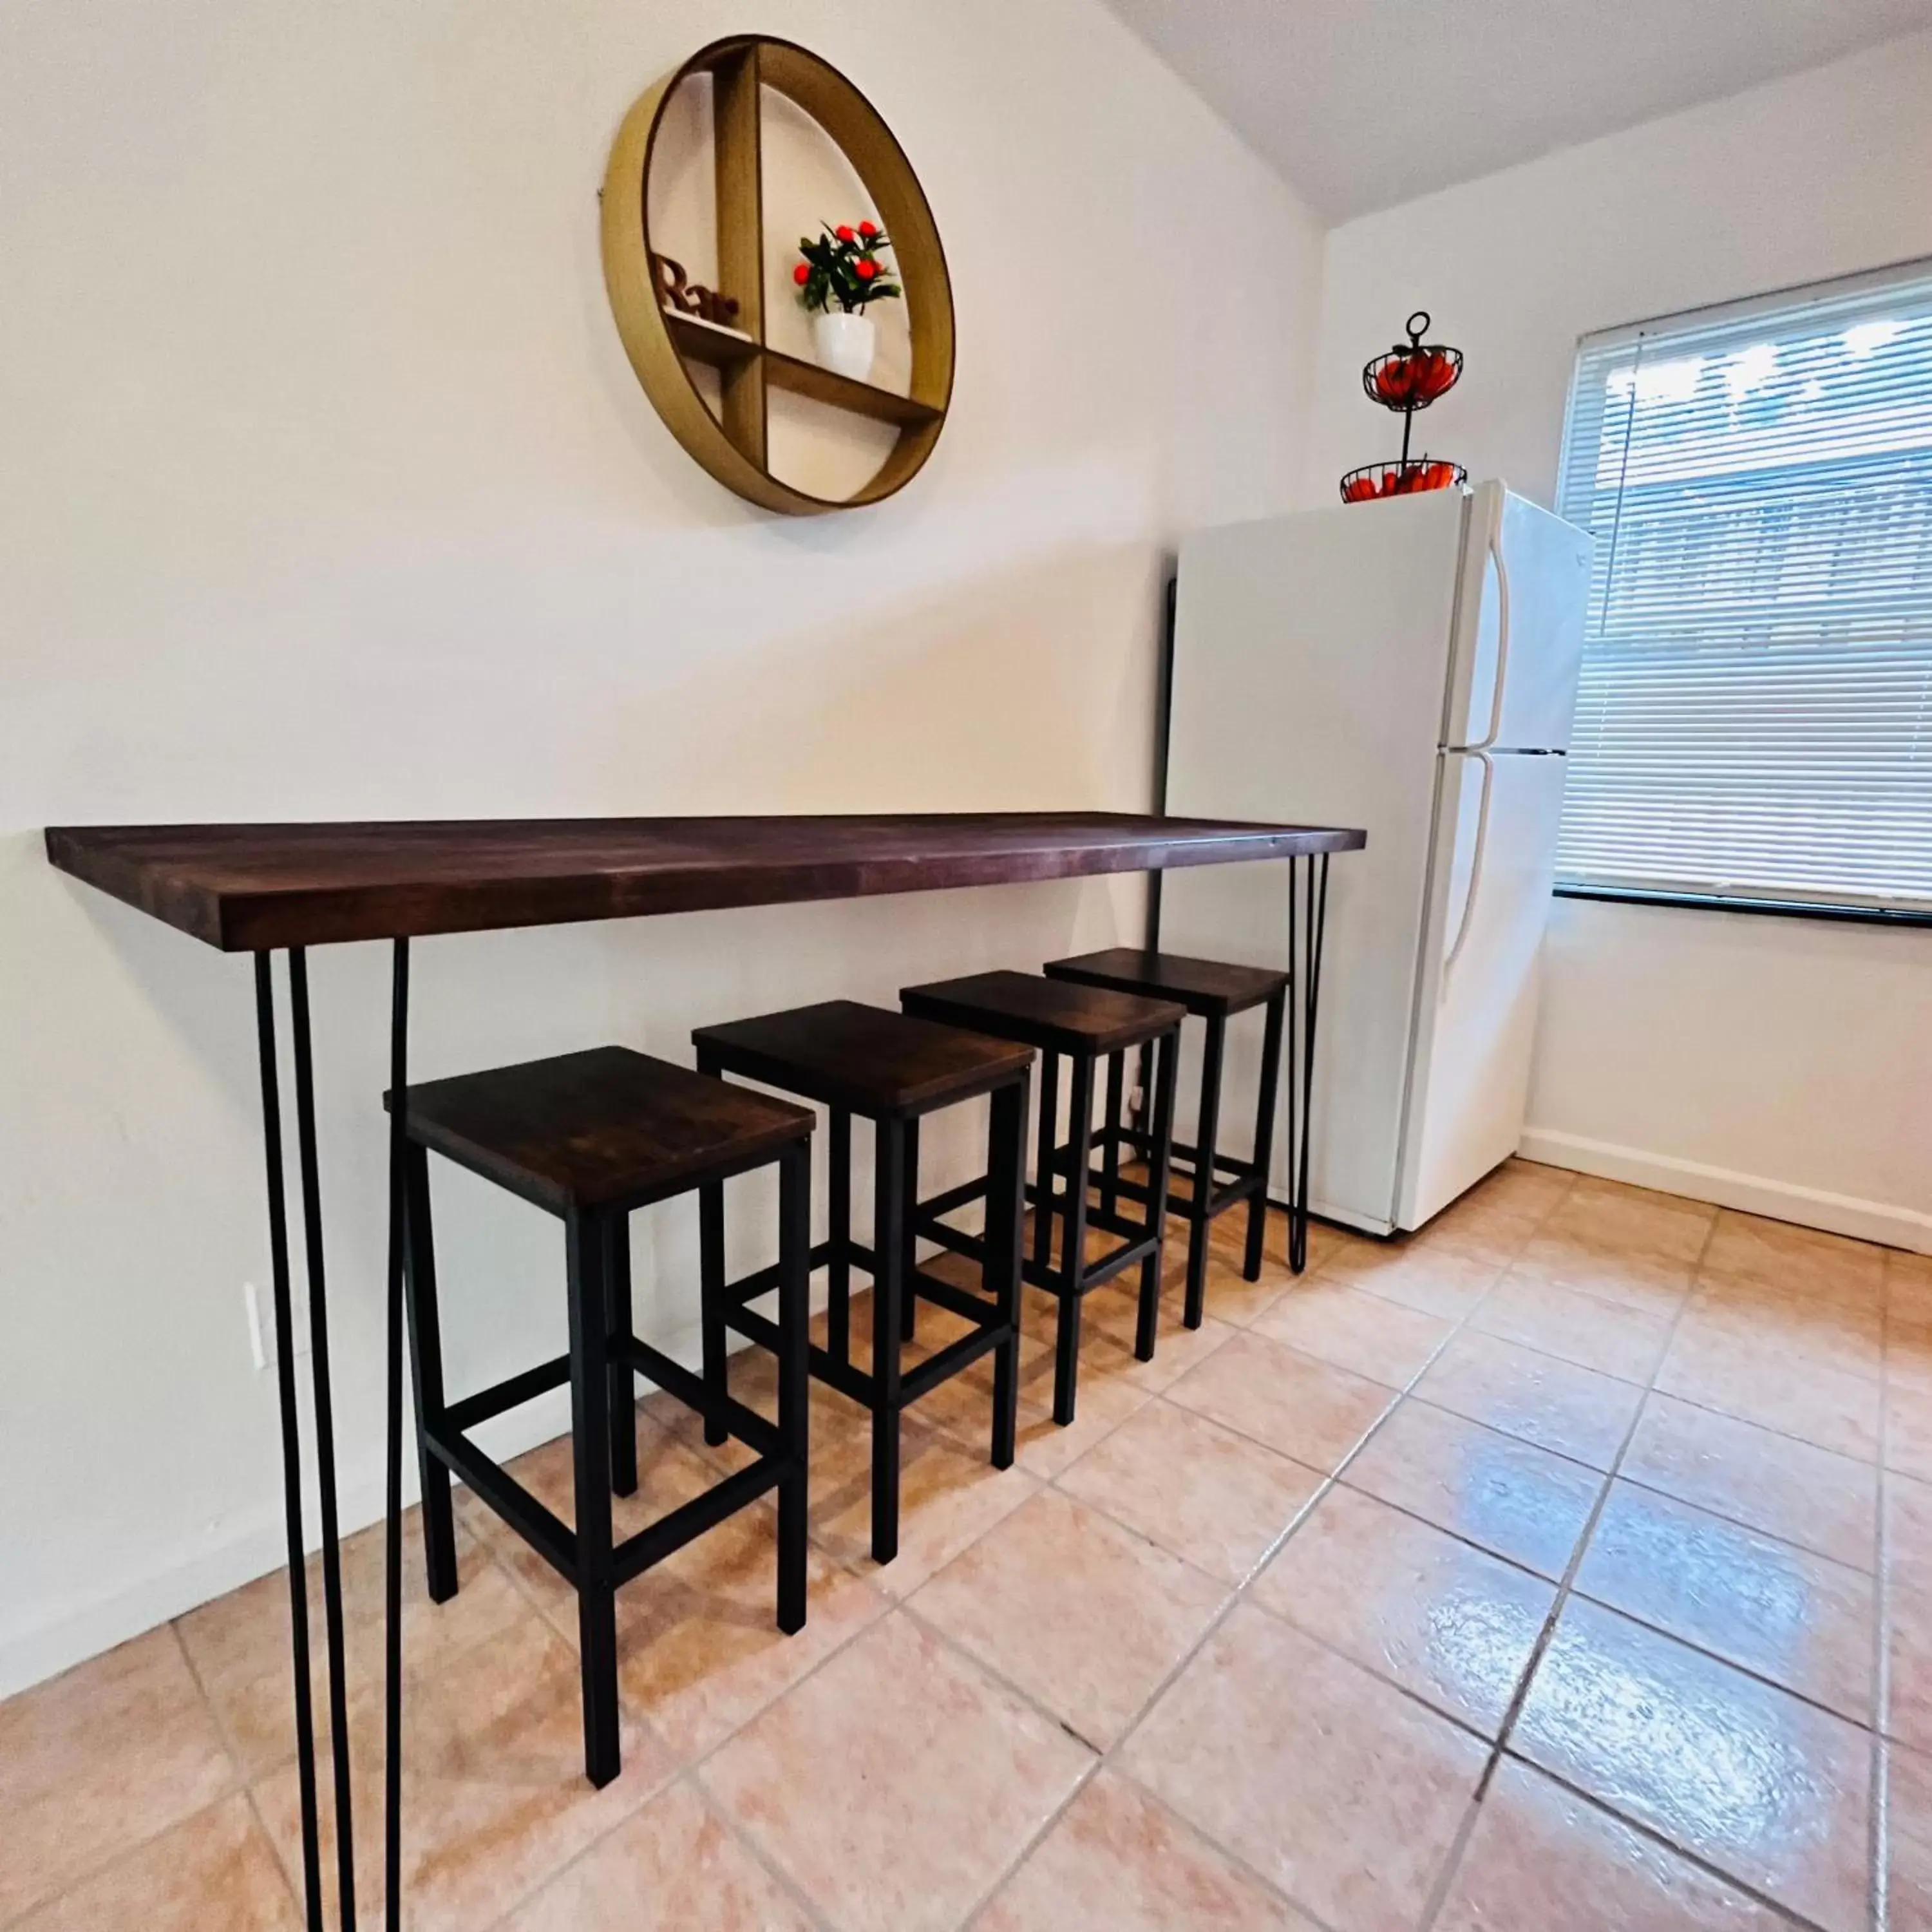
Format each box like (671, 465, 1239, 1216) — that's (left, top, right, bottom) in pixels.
(712, 43, 766, 468)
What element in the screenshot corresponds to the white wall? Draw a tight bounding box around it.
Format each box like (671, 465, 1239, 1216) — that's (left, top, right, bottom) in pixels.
(0, 0, 1325, 1692)
(1307, 32, 1932, 1252)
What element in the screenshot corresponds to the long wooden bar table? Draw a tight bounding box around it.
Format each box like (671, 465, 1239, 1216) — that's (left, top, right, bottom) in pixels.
(44, 811, 1364, 1932)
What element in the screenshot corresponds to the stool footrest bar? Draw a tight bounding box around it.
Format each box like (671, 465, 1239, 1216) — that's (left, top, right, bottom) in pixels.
(611, 1458, 785, 1586)
(728, 1302, 877, 1408)
(920, 1174, 989, 1220)
(621, 1337, 782, 1458)
(898, 1323, 1005, 1404)
(429, 1431, 576, 1580)
(1019, 1232, 1156, 1298)
(1113, 1126, 1251, 1178)
(906, 1268, 1001, 1327)
(933, 1195, 1157, 1301)
(913, 1218, 982, 1265)
(724, 1239, 879, 1311)
(1101, 1167, 1258, 1222)
(443, 1355, 571, 1432)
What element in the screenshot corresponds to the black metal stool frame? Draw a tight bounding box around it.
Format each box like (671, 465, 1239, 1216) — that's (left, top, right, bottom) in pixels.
(694, 1047, 1030, 1566)
(398, 1126, 811, 1789)
(913, 1028, 1179, 1428)
(1070, 986, 1285, 1327)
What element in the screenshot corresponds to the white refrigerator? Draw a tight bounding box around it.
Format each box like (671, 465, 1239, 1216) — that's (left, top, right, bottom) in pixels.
(1158, 481, 1591, 1236)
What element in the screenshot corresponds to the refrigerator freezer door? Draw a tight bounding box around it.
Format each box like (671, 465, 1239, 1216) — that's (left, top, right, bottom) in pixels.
(1399, 749, 1572, 1228)
(1162, 491, 1470, 1234)
(1446, 485, 1593, 753)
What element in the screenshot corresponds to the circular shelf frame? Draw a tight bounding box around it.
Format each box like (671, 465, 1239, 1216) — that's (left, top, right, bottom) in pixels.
(601, 36, 955, 516)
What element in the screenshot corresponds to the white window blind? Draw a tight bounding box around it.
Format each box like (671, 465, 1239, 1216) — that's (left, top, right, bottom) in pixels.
(1553, 262, 1932, 914)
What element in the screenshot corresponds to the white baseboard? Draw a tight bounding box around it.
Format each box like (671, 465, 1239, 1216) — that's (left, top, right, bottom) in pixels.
(0, 1384, 580, 1703)
(1518, 1127, 1932, 1256)
(0, 1272, 882, 1701)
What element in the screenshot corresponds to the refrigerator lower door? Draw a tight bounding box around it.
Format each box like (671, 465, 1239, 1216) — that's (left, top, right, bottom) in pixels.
(1397, 749, 1571, 1229)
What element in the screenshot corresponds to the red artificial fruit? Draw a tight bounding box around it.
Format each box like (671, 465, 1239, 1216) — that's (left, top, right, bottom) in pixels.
(855, 258, 878, 280)
(859, 220, 879, 238)
(792, 261, 810, 284)
(1372, 349, 1458, 410)
(835, 224, 857, 242)
(1344, 459, 1462, 503)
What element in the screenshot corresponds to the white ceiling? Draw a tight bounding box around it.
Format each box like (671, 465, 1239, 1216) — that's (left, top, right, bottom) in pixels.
(1099, 0, 1932, 220)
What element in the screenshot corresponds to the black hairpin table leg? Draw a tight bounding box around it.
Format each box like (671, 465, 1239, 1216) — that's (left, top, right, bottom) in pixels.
(254, 953, 359, 1931)
(1282, 854, 1331, 1274)
(289, 954, 357, 1929)
(252, 940, 411, 1932)
(383, 940, 410, 1930)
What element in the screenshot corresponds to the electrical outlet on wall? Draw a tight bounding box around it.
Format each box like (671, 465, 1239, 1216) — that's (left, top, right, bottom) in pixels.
(243, 1280, 310, 1370)
(243, 1281, 269, 1370)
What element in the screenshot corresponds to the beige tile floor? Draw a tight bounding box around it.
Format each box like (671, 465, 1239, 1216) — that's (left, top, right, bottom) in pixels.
(8, 1162, 1932, 1930)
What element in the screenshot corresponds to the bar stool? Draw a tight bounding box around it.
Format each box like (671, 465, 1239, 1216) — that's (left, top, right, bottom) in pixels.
(899, 971, 1182, 1426)
(1044, 948, 1289, 1325)
(692, 1000, 1033, 1566)
(390, 1045, 814, 1789)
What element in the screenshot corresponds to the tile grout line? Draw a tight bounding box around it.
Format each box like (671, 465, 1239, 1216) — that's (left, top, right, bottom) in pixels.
(427, 1447, 875, 1932)
(25, 1180, 1895, 1932)
(1410, 1196, 1719, 1932)
(1871, 1261, 1899, 1932)
(464, 1522, 875, 1932)
(504, 1201, 1885, 1932)
(895, 1209, 1509, 1931)
(1430, 1207, 1889, 1928)
(687, 1773, 842, 1932)
(0, 1181, 1635, 1932)
(936, 1213, 1531, 1931)
(165, 1613, 317, 1930)
(0, 1790, 260, 1932)
(1479, 1752, 1833, 1932)
(0, 1622, 280, 1932)
(950, 1191, 1550, 1929)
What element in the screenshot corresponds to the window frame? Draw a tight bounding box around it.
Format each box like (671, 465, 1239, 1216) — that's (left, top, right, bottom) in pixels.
(1551, 255, 1932, 925)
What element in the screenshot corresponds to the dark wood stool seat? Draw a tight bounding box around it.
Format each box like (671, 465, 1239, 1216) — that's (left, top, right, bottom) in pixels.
(898, 968, 1183, 1058)
(1046, 948, 1289, 1318)
(1045, 947, 1287, 1019)
(693, 999, 1032, 1117)
(900, 972, 1182, 1426)
(399, 1045, 815, 1211)
(388, 1046, 814, 1790)
(693, 1002, 1032, 1566)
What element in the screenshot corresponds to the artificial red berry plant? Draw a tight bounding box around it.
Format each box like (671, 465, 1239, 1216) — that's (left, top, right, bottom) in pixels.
(793, 219, 902, 314)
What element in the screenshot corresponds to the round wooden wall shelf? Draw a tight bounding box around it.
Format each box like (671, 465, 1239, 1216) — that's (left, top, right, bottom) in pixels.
(601, 37, 955, 516)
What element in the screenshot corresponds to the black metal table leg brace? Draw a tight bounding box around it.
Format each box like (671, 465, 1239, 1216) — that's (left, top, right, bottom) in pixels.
(1283, 855, 1330, 1274)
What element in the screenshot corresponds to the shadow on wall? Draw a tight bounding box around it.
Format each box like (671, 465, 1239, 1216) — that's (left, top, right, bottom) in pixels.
(3, 522, 1184, 1681)
(608, 537, 1161, 814)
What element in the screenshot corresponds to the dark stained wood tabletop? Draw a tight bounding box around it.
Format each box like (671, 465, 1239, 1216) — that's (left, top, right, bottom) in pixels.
(43, 812, 1367, 952)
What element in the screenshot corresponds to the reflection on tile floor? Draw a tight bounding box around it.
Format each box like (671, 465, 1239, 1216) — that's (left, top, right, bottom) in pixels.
(3, 1162, 1923, 1929)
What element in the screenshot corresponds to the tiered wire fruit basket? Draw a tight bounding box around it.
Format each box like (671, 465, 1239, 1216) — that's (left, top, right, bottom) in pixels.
(1340, 310, 1466, 503)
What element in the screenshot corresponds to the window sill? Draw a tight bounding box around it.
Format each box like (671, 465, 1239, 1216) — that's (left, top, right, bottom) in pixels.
(1553, 884, 1932, 930)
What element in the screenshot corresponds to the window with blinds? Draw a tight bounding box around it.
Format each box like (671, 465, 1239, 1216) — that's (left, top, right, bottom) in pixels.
(1553, 262, 1932, 915)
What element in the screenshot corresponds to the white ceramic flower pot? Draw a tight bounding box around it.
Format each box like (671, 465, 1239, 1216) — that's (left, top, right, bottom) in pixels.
(811, 310, 876, 384)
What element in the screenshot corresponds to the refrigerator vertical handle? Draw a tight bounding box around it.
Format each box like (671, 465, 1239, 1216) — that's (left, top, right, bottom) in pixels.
(1450, 525, 1511, 753)
(1441, 750, 1493, 994)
